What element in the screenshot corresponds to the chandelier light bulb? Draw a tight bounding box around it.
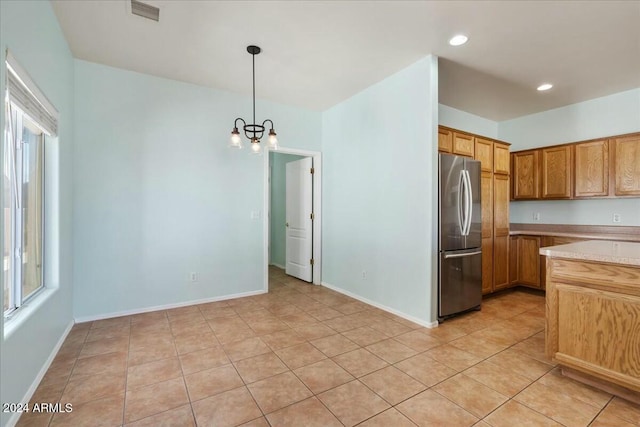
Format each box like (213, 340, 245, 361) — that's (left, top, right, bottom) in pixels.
(229, 128, 242, 148)
(250, 139, 262, 155)
(268, 129, 278, 150)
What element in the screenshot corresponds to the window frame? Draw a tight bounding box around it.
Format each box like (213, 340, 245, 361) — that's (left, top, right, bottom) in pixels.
(3, 50, 54, 319)
(4, 103, 46, 317)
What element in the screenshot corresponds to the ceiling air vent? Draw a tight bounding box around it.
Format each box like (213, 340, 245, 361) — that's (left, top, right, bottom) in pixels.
(131, 0, 160, 22)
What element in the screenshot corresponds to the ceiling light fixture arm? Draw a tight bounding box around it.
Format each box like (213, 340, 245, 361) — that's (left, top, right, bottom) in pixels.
(234, 117, 265, 140)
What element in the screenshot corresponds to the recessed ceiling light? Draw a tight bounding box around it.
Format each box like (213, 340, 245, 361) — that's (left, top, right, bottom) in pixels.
(537, 83, 553, 91)
(449, 35, 468, 46)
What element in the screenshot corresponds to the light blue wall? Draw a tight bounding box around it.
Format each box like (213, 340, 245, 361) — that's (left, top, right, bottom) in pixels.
(499, 88, 640, 151)
(499, 88, 640, 226)
(439, 104, 499, 139)
(0, 1, 75, 426)
(322, 56, 439, 325)
(269, 152, 305, 268)
(73, 60, 321, 319)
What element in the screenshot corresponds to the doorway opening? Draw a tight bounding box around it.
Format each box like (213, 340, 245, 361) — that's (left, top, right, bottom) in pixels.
(263, 147, 322, 292)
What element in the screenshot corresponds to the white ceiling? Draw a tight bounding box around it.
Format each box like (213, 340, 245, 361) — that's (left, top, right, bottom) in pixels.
(51, 0, 640, 121)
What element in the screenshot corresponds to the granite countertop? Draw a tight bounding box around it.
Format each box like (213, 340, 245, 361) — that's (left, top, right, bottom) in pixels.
(540, 240, 640, 267)
(509, 223, 640, 242)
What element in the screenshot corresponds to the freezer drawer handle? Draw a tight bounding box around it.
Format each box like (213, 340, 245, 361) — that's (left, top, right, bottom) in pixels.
(444, 250, 482, 259)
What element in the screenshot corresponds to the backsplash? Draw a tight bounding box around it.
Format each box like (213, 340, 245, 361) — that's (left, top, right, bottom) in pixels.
(509, 198, 640, 226)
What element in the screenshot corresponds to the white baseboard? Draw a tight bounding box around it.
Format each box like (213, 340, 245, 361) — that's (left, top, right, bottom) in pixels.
(269, 263, 285, 270)
(321, 281, 438, 329)
(7, 319, 74, 427)
(73, 290, 267, 323)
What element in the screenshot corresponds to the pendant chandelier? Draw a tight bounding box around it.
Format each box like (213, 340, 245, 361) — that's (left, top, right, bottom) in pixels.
(229, 45, 278, 154)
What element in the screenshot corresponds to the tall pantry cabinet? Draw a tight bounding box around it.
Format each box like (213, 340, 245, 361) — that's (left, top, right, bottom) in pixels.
(439, 127, 510, 295)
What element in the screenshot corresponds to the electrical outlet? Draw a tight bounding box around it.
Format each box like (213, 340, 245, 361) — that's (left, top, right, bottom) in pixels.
(189, 272, 198, 282)
(612, 213, 621, 223)
(533, 212, 541, 221)
(361, 270, 366, 280)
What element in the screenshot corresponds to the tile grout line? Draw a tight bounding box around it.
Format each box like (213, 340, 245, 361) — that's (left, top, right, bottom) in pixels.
(120, 316, 133, 426)
(171, 309, 198, 427)
(44, 325, 88, 427)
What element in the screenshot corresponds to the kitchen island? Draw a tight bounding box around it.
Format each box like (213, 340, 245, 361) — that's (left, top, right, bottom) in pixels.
(542, 240, 640, 402)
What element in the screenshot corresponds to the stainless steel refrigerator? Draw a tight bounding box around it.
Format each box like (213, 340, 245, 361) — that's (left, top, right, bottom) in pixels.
(438, 153, 482, 320)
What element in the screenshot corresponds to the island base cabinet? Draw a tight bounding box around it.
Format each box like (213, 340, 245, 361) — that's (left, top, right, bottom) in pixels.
(546, 258, 640, 394)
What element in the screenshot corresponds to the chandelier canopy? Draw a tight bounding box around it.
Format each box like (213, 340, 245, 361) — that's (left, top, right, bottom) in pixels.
(229, 45, 278, 154)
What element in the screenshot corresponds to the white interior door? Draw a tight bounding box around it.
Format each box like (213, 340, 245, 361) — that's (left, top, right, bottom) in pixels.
(285, 157, 313, 282)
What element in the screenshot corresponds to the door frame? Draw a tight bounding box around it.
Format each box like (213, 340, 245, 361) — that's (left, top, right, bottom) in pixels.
(263, 147, 322, 291)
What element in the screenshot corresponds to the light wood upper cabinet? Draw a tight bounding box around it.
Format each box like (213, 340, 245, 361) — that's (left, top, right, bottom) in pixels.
(475, 138, 493, 172)
(512, 151, 539, 199)
(494, 142, 510, 175)
(438, 128, 453, 153)
(481, 171, 493, 239)
(541, 146, 572, 199)
(612, 134, 640, 196)
(452, 132, 474, 157)
(511, 132, 640, 201)
(574, 140, 609, 197)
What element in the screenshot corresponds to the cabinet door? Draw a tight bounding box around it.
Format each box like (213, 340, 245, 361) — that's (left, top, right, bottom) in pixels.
(509, 235, 518, 285)
(453, 132, 475, 157)
(482, 238, 493, 295)
(574, 140, 609, 197)
(493, 235, 510, 290)
(493, 174, 510, 237)
(475, 138, 493, 172)
(541, 146, 572, 199)
(517, 236, 541, 288)
(493, 174, 510, 291)
(481, 171, 493, 239)
(512, 151, 539, 199)
(494, 142, 510, 175)
(438, 127, 453, 153)
(612, 134, 640, 196)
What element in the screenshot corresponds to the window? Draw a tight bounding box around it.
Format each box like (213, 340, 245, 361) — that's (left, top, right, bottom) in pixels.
(3, 51, 57, 317)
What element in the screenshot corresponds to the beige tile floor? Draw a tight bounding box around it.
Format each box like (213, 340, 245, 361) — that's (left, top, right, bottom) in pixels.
(16, 266, 640, 426)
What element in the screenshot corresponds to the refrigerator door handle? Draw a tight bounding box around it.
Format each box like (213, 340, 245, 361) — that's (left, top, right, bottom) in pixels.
(444, 250, 482, 259)
(463, 170, 472, 236)
(457, 170, 465, 235)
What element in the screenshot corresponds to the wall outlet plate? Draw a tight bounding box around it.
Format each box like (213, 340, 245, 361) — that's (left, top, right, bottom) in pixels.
(613, 213, 621, 223)
(533, 212, 541, 221)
